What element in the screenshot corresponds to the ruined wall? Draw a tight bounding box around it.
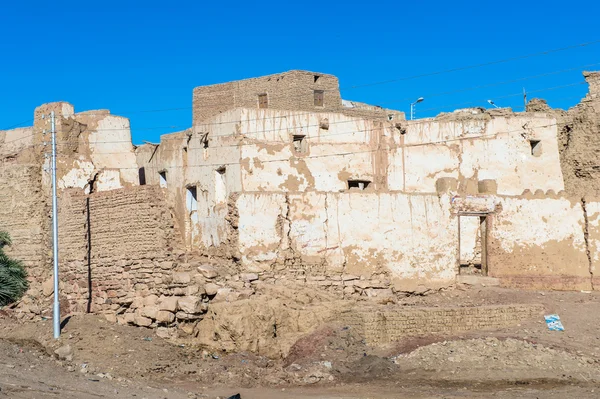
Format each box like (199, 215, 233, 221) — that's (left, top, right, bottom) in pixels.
(340, 304, 544, 345)
(234, 191, 458, 292)
(136, 111, 244, 249)
(196, 189, 598, 293)
(33, 102, 139, 194)
(193, 70, 342, 125)
(452, 193, 592, 290)
(0, 124, 50, 314)
(388, 111, 565, 195)
(555, 71, 600, 197)
(56, 186, 180, 314)
(0, 165, 47, 291)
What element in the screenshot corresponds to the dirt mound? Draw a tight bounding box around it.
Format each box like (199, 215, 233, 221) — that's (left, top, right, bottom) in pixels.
(394, 337, 600, 382)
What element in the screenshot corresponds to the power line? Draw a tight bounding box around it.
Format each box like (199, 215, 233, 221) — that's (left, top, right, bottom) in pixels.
(46, 79, 585, 152)
(0, 119, 35, 132)
(380, 62, 600, 106)
(341, 39, 600, 90)
(36, 39, 600, 119)
(419, 81, 587, 113)
(2, 85, 580, 157)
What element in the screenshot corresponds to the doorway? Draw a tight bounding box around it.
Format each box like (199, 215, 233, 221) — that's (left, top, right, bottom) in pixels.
(458, 214, 488, 276)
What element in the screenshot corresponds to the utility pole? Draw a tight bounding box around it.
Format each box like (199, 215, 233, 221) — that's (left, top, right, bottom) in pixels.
(523, 87, 527, 111)
(45, 111, 60, 339)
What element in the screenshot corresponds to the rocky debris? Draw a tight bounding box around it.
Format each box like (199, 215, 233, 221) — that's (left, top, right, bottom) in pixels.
(54, 344, 73, 361)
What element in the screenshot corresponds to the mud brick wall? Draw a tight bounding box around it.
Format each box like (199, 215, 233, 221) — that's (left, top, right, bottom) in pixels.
(57, 186, 182, 313)
(193, 71, 341, 124)
(340, 304, 544, 345)
(0, 165, 48, 284)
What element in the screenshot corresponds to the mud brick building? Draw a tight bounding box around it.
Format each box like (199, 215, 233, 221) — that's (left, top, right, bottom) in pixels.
(1, 69, 600, 334)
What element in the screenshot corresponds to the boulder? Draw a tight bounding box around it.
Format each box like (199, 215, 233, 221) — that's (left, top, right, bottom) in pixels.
(143, 295, 159, 307)
(54, 345, 73, 361)
(155, 311, 175, 324)
(197, 265, 218, 279)
(205, 283, 219, 296)
(177, 296, 202, 314)
(42, 278, 54, 297)
(158, 297, 178, 312)
(141, 306, 159, 319)
(172, 272, 191, 285)
(241, 273, 259, 282)
(134, 316, 152, 327)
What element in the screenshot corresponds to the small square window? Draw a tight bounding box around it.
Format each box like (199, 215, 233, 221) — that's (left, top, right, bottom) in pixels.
(292, 135, 308, 153)
(258, 93, 268, 109)
(348, 180, 371, 190)
(314, 90, 324, 107)
(530, 140, 542, 157)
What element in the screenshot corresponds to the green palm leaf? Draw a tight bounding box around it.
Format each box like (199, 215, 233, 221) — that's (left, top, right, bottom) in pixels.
(0, 231, 29, 307)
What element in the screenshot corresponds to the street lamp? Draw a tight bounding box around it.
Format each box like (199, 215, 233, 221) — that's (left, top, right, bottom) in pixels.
(410, 97, 424, 120)
(487, 99, 499, 108)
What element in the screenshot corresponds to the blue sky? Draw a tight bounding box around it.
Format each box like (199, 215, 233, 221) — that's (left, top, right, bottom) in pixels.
(1, 0, 598, 144)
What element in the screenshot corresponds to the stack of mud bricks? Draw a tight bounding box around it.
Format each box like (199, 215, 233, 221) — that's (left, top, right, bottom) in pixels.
(192, 71, 341, 125)
(339, 304, 544, 345)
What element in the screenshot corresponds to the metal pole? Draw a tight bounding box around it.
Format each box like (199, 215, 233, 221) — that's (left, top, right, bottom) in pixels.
(410, 103, 414, 120)
(50, 111, 60, 339)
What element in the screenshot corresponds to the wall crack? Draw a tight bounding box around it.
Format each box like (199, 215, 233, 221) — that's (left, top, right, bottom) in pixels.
(581, 197, 594, 290)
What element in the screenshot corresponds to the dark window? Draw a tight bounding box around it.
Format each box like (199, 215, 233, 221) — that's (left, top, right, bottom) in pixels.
(348, 180, 371, 190)
(186, 186, 198, 211)
(159, 171, 167, 188)
(314, 90, 324, 107)
(530, 140, 542, 157)
(292, 135, 308, 153)
(258, 93, 268, 109)
(138, 167, 146, 185)
(314, 75, 321, 83)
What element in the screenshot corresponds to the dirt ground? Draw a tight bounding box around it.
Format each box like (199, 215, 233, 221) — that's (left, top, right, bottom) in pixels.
(1, 285, 600, 398)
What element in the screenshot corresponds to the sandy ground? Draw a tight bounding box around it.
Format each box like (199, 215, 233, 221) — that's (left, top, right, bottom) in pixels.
(2, 286, 600, 398)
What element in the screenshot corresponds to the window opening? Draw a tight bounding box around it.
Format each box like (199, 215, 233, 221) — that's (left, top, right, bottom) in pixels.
(159, 171, 167, 188)
(186, 186, 198, 211)
(458, 215, 488, 276)
(530, 140, 542, 157)
(258, 93, 268, 109)
(348, 180, 371, 190)
(138, 167, 146, 186)
(292, 135, 308, 153)
(314, 75, 321, 83)
(215, 167, 227, 204)
(314, 90, 324, 107)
